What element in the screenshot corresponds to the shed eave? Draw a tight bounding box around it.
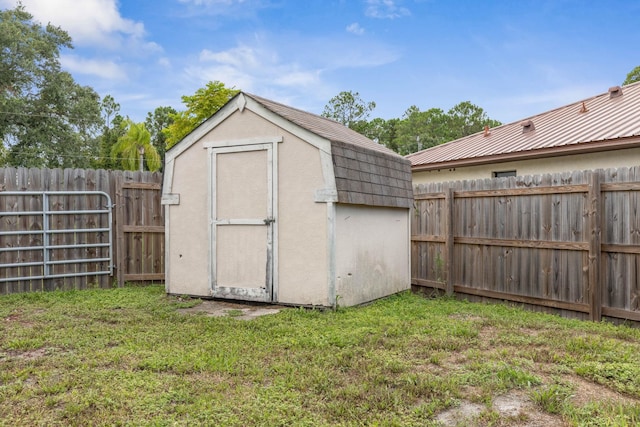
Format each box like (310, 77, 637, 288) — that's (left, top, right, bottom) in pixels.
(411, 136, 640, 172)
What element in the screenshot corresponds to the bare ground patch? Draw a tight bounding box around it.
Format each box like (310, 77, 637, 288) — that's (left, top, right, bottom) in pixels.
(177, 299, 286, 320)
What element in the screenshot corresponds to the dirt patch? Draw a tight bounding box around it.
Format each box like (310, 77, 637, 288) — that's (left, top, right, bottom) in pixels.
(2, 347, 64, 361)
(568, 374, 638, 407)
(177, 299, 285, 320)
(435, 400, 484, 425)
(435, 390, 562, 426)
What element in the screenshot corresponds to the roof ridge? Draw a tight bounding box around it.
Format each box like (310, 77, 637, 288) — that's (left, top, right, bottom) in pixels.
(243, 92, 345, 127)
(243, 91, 401, 157)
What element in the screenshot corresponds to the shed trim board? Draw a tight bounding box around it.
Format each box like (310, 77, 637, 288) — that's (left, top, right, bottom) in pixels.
(242, 95, 333, 154)
(206, 138, 278, 302)
(163, 99, 239, 166)
(327, 201, 337, 308)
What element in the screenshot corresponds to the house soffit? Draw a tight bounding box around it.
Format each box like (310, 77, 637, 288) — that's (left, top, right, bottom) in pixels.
(411, 136, 640, 172)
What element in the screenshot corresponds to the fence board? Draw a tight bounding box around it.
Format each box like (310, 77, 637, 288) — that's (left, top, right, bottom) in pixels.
(412, 166, 640, 324)
(0, 167, 164, 293)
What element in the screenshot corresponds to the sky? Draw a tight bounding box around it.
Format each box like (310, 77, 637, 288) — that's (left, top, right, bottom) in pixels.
(3, 0, 640, 126)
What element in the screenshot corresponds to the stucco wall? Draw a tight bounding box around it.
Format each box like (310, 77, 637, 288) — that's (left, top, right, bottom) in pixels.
(166, 108, 329, 305)
(166, 140, 209, 296)
(412, 147, 640, 185)
(334, 205, 410, 307)
(275, 134, 329, 306)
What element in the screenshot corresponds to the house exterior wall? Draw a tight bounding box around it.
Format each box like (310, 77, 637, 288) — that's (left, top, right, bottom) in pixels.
(166, 109, 329, 305)
(334, 204, 410, 307)
(412, 147, 640, 185)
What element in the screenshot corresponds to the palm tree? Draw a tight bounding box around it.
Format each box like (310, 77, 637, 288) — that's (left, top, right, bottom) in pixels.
(111, 119, 161, 172)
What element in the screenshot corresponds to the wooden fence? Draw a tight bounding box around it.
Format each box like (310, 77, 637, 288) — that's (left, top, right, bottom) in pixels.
(412, 166, 640, 323)
(0, 167, 164, 294)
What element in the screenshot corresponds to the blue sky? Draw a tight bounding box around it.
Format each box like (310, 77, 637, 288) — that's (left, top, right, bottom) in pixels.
(3, 0, 639, 125)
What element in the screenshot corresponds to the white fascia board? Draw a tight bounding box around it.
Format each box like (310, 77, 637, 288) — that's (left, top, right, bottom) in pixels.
(203, 136, 282, 149)
(242, 96, 337, 194)
(164, 94, 244, 164)
(242, 97, 333, 154)
(162, 158, 175, 194)
(162, 94, 245, 194)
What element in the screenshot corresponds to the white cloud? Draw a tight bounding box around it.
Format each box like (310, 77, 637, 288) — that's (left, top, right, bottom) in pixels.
(157, 57, 172, 68)
(199, 46, 262, 70)
(273, 70, 322, 87)
(346, 23, 365, 35)
(60, 55, 128, 81)
(0, 0, 151, 50)
(365, 0, 410, 19)
(185, 31, 401, 97)
(188, 43, 321, 93)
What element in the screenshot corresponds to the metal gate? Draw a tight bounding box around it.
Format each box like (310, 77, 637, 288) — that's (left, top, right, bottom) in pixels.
(0, 191, 113, 287)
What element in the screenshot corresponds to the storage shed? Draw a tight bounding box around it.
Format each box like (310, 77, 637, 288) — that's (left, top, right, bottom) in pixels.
(162, 92, 413, 307)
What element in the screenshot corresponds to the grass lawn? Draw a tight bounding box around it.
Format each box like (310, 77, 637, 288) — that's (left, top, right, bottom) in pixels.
(1, 286, 639, 426)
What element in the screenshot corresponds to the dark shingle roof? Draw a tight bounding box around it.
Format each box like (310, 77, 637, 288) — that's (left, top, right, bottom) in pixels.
(246, 93, 413, 209)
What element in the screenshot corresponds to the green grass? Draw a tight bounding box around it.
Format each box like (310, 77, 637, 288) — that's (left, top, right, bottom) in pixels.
(0, 286, 639, 426)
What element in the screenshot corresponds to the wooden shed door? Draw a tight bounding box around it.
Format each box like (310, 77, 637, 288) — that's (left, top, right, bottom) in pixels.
(209, 142, 276, 302)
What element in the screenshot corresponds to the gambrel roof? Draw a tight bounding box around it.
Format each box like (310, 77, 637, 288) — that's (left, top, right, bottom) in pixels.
(166, 92, 413, 209)
(408, 81, 640, 171)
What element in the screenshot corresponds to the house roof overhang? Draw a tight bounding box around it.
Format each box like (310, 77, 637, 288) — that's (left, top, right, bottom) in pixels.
(411, 136, 640, 172)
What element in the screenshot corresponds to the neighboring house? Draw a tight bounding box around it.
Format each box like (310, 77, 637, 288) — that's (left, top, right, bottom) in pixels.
(161, 92, 413, 308)
(408, 81, 640, 184)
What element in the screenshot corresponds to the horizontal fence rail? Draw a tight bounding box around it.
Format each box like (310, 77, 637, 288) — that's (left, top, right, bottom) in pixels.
(0, 191, 113, 283)
(412, 167, 640, 324)
(0, 167, 164, 294)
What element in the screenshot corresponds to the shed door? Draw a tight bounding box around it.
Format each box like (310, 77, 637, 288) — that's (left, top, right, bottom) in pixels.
(209, 143, 275, 302)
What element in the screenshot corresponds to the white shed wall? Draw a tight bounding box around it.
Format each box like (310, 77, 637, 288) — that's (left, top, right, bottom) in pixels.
(276, 128, 329, 306)
(166, 140, 210, 296)
(334, 205, 410, 307)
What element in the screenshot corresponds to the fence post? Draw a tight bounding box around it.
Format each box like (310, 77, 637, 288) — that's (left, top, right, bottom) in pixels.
(115, 173, 125, 288)
(588, 171, 602, 321)
(444, 186, 455, 295)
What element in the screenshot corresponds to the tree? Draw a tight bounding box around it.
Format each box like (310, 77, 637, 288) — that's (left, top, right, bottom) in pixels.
(360, 117, 400, 152)
(391, 101, 502, 155)
(145, 106, 176, 167)
(394, 106, 450, 155)
(322, 91, 376, 133)
(1, 5, 103, 168)
(446, 101, 501, 140)
(111, 119, 161, 172)
(623, 65, 640, 85)
(96, 95, 124, 170)
(163, 81, 239, 149)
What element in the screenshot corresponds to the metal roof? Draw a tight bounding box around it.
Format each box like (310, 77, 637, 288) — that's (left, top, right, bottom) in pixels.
(407, 81, 640, 170)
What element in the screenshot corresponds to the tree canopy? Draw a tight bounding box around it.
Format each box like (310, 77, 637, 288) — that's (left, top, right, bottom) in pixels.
(0, 5, 102, 168)
(623, 65, 640, 85)
(321, 93, 502, 155)
(321, 91, 376, 134)
(163, 81, 239, 149)
(111, 119, 161, 172)
(145, 106, 176, 169)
